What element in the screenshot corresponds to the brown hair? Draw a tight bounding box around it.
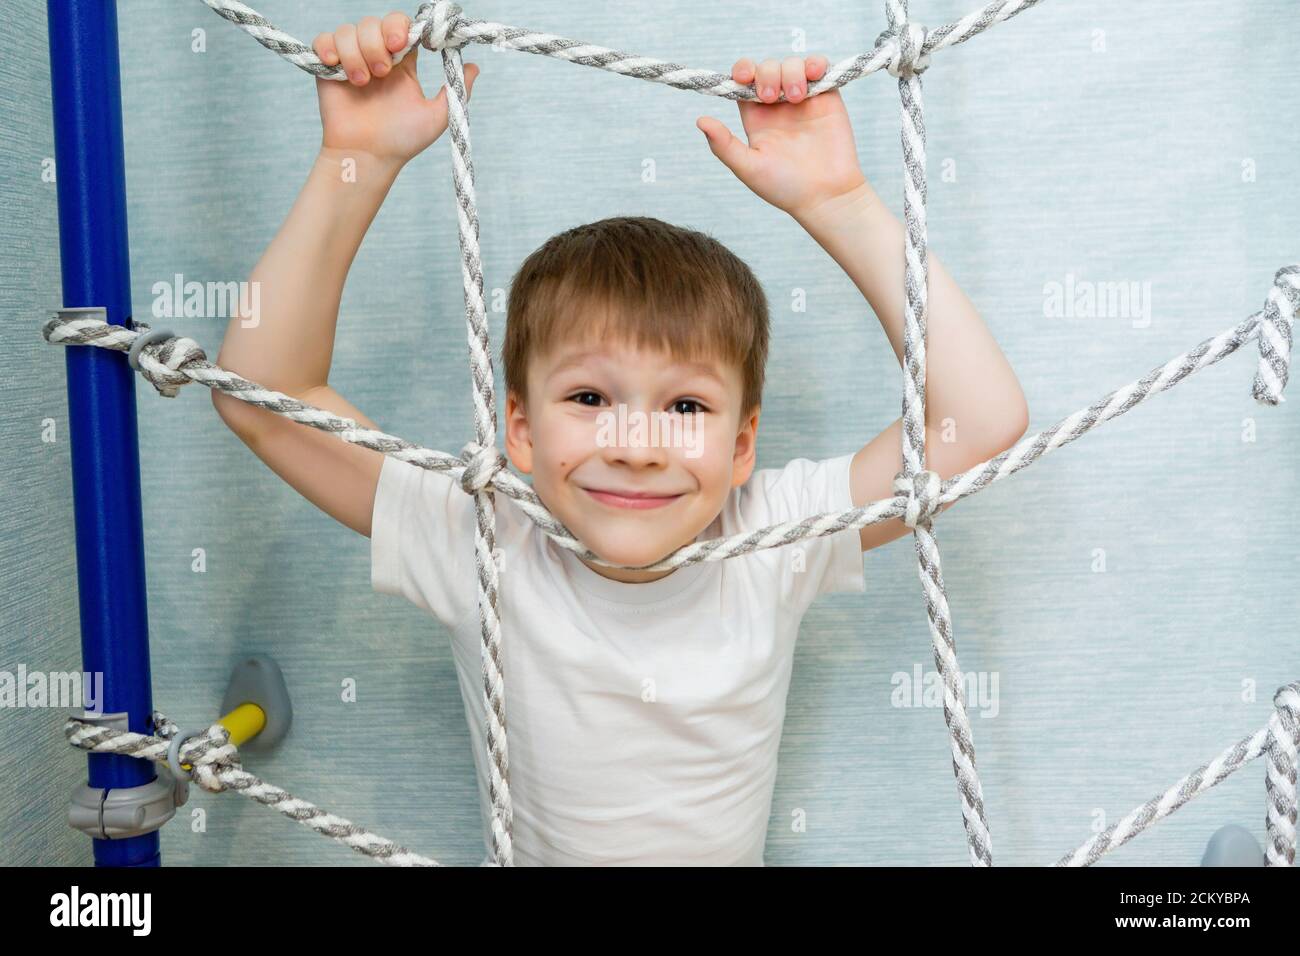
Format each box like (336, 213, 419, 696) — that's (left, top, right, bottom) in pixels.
(502, 216, 769, 418)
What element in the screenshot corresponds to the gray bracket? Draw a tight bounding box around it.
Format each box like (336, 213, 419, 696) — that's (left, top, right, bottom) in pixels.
(55, 305, 107, 324)
(66, 710, 189, 841)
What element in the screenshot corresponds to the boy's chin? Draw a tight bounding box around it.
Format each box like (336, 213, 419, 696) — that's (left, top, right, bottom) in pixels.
(579, 535, 686, 572)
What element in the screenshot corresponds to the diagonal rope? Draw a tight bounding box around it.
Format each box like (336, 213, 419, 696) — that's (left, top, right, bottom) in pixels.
(44, 0, 1300, 867)
(65, 713, 442, 866)
(1055, 682, 1300, 867)
(47, 292, 1297, 573)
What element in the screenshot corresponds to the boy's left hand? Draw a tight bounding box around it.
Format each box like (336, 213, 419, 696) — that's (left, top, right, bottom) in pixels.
(698, 55, 869, 221)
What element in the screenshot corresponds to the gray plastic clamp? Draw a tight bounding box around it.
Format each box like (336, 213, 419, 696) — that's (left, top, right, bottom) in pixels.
(166, 727, 203, 783)
(55, 305, 107, 324)
(127, 323, 176, 371)
(66, 710, 189, 841)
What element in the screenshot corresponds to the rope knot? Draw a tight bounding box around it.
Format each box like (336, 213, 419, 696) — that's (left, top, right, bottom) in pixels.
(458, 441, 508, 495)
(129, 323, 208, 398)
(874, 21, 931, 78)
(416, 1, 468, 52)
(893, 468, 943, 529)
(1252, 265, 1300, 406)
(176, 723, 242, 794)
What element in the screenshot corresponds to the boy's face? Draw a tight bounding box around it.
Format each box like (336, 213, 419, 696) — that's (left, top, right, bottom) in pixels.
(505, 334, 759, 583)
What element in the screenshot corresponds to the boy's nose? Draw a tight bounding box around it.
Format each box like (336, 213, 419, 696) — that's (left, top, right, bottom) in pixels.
(604, 435, 670, 467)
(596, 406, 672, 466)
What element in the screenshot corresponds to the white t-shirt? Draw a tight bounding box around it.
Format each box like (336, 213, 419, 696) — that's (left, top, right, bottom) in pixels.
(371, 451, 865, 865)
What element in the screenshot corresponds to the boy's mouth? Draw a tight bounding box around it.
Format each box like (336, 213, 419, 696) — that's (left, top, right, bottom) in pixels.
(580, 486, 683, 510)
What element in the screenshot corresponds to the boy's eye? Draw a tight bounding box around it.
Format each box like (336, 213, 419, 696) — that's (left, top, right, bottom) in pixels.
(567, 393, 705, 413)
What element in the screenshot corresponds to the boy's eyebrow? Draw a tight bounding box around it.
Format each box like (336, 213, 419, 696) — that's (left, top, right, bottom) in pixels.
(547, 350, 727, 386)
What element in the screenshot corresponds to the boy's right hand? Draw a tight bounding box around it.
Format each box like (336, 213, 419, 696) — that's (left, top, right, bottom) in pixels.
(312, 11, 480, 166)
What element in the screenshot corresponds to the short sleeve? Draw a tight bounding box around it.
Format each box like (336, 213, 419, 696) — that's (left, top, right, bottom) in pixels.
(370, 455, 477, 628)
(734, 453, 865, 609)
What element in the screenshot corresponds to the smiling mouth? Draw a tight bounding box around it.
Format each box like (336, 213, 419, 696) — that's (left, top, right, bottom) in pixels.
(581, 487, 684, 510)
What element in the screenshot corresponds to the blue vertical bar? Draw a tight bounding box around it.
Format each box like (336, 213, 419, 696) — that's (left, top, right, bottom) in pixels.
(47, 0, 159, 867)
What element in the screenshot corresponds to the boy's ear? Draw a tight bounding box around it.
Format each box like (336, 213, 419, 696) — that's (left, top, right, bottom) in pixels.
(731, 405, 760, 488)
(504, 389, 533, 475)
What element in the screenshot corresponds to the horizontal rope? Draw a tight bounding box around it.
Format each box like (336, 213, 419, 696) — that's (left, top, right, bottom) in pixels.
(199, 0, 1044, 95)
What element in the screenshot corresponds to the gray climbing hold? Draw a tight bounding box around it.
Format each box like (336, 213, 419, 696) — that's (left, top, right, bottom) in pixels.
(1201, 824, 1264, 866)
(221, 654, 292, 750)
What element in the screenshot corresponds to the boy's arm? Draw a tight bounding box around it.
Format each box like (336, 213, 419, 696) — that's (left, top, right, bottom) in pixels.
(212, 149, 401, 538)
(212, 13, 479, 539)
(698, 54, 1028, 554)
(794, 183, 1030, 554)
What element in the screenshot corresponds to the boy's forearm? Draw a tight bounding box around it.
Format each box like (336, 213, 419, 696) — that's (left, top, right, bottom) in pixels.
(216, 148, 403, 399)
(795, 183, 1028, 450)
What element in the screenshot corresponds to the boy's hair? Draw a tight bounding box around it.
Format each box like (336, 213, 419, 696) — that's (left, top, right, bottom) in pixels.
(502, 216, 769, 418)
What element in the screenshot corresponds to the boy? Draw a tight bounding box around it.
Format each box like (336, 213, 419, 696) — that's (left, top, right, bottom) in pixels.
(213, 11, 1029, 865)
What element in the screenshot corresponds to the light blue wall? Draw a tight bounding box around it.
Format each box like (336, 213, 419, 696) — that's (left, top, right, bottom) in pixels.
(4, 0, 1297, 866)
(0, 0, 85, 867)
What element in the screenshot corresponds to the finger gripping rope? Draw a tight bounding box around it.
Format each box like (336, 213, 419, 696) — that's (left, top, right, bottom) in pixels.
(893, 469, 943, 528)
(1252, 266, 1300, 406)
(416, 0, 468, 52)
(874, 22, 931, 78)
(459, 440, 508, 495)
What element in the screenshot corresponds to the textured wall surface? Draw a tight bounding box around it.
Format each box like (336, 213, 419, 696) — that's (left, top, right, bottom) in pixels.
(3, 0, 1297, 866)
(0, 0, 85, 867)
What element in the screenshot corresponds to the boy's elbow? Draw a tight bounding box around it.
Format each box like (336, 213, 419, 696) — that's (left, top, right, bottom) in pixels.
(212, 388, 257, 441)
(999, 392, 1030, 451)
(973, 392, 1029, 463)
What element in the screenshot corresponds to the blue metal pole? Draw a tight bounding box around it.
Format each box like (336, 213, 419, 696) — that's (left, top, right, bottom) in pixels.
(47, 0, 160, 867)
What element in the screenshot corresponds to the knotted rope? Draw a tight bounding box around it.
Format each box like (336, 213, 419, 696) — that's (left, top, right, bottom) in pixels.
(875, 20, 931, 78)
(416, 0, 469, 54)
(46, 0, 1299, 867)
(64, 712, 442, 866)
(893, 469, 943, 529)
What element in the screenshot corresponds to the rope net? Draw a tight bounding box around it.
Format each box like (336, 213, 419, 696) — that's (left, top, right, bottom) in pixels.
(47, 0, 1299, 868)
